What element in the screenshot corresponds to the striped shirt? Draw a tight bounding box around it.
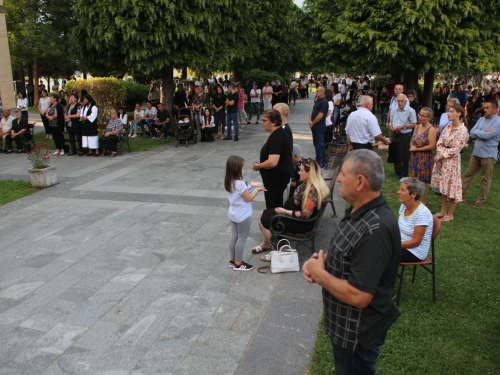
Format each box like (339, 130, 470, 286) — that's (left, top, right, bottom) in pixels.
(398, 203, 433, 260)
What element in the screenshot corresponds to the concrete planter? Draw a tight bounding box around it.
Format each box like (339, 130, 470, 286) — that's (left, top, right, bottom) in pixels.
(28, 165, 57, 188)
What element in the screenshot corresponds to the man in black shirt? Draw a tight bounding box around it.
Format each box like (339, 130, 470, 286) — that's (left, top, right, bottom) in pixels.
(153, 103, 173, 139)
(224, 84, 239, 141)
(309, 86, 329, 168)
(303, 150, 401, 375)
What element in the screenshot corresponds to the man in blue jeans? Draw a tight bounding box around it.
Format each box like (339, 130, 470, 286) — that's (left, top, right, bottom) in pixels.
(303, 150, 401, 375)
(308, 86, 328, 168)
(224, 84, 239, 141)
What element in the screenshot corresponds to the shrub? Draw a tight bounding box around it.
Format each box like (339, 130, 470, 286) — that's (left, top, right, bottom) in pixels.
(66, 78, 126, 124)
(246, 69, 285, 88)
(123, 79, 149, 111)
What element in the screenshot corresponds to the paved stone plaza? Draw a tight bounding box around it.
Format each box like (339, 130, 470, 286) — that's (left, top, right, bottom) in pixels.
(0, 97, 343, 374)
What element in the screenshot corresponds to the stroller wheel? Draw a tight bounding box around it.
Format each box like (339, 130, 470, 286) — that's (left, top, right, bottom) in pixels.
(175, 140, 178, 148)
(185, 141, 188, 148)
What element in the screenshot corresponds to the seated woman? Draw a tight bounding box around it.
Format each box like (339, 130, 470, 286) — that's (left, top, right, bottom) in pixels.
(252, 158, 329, 254)
(397, 177, 434, 262)
(200, 107, 215, 142)
(99, 109, 123, 157)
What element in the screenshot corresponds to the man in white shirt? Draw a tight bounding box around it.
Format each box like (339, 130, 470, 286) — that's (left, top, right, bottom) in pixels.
(346, 96, 390, 151)
(248, 83, 261, 124)
(389, 94, 417, 178)
(144, 100, 158, 139)
(194, 77, 203, 86)
(131, 103, 146, 137)
(437, 98, 460, 137)
(0, 109, 14, 152)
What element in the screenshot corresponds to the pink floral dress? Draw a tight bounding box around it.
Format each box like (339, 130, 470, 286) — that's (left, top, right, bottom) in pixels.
(431, 123, 469, 201)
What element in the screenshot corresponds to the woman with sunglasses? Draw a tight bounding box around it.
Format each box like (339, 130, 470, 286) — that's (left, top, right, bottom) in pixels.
(252, 158, 329, 255)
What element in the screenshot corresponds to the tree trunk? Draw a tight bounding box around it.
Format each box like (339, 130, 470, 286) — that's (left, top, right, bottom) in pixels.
(47, 76, 51, 93)
(33, 58, 40, 107)
(404, 69, 416, 90)
(422, 68, 435, 109)
(28, 63, 34, 87)
(161, 67, 175, 115)
(181, 67, 187, 80)
(19, 66, 25, 82)
(83, 71, 87, 79)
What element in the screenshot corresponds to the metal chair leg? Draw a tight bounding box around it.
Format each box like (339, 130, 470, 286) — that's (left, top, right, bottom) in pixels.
(412, 265, 418, 284)
(396, 266, 406, 306)
(431, 262, 436, 301)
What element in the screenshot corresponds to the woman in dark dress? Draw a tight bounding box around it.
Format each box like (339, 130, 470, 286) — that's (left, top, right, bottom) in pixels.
(64, 93, 82, 156)
(46, 94, 66, 155)
(433, 86, 443, 124)
(465, 89, 483, 130)
(251, 158, 329, 254)
(252, 109, 293, 209)
(212, 85, 226, 139)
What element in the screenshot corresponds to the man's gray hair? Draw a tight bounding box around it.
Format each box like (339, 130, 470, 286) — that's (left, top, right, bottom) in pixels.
(400, 177, 425, 200)
(292, 143, 301, 157)
(110, 109, 117, 114)
(344, 149, 385, 191)
(396, 93, 407, 101)
(360, 95, 373, 106)
(447, 98, 459, 105)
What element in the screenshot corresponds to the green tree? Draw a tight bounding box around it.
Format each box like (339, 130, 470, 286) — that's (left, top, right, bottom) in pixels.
(6, 0, 78, 105)
(73, 0, 248, 113)
(304, 0, 500, 106)
(231, 0, 306, 79)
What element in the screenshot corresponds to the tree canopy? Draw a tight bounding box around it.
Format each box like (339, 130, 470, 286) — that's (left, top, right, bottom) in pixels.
(6, 0, 78, 104)
(304, 0, 500, 102)
(73, 0, 250, 111)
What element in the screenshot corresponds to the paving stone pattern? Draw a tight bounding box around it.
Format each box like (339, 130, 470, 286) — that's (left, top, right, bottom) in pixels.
(0, 97, 345, 374)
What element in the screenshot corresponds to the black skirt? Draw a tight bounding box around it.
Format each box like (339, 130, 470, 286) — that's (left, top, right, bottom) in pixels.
(261, 197, 317, 233)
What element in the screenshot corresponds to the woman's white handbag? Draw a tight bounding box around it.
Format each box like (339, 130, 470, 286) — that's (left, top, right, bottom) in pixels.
(258, 240, 300, 274)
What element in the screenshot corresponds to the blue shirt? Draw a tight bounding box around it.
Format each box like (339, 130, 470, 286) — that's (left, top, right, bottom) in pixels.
(448, 91, 468, 107)
(469, 114, 500, 160)
(390, 107, 417, 134)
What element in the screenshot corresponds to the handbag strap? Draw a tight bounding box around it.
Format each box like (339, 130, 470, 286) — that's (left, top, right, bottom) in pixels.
(279, 245, 295, 253)
(257, 265, 271, 274)
(277, 239, 291, 249)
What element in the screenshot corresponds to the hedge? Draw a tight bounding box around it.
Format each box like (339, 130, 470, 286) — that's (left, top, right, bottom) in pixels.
(66, 78, 126, 124)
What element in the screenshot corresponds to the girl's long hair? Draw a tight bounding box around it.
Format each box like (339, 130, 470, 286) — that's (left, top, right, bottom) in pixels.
(225, 155, 245, 192)
(301, 159, 330, 210)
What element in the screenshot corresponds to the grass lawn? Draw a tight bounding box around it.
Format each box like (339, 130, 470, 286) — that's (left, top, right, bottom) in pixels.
(310, 144, 500, 374)
(0, 180, 38, 206)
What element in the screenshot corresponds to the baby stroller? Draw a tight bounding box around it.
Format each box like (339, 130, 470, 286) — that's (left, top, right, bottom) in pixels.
(175, 107, 197, 148)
